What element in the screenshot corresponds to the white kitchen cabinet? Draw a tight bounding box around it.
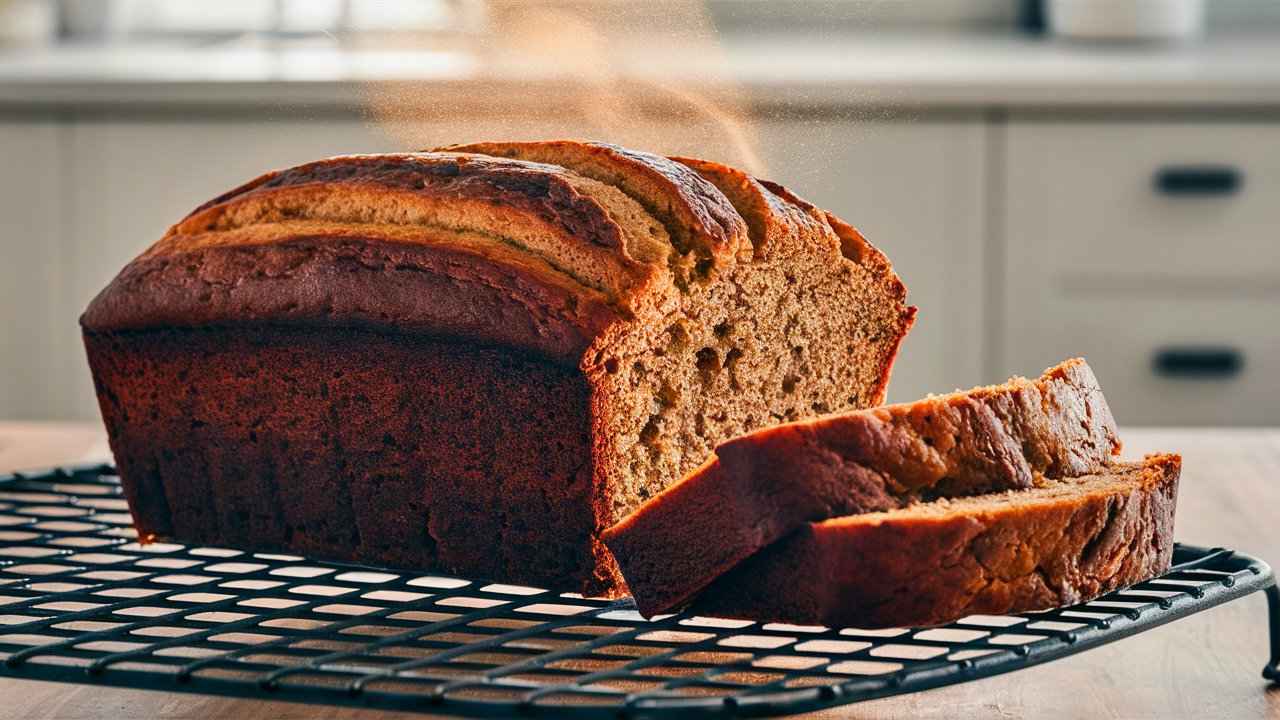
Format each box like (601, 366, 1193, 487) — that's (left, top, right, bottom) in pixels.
(0, 121, 64, 422)
(1003, 120, 1280, 425)
(757, 119, 988, 403)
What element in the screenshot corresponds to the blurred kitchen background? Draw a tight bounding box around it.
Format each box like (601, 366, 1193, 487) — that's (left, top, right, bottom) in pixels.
(0, 0, 1277, 427)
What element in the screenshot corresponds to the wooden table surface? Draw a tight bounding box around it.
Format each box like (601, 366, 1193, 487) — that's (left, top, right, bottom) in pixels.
(0, 423, 1277, 719)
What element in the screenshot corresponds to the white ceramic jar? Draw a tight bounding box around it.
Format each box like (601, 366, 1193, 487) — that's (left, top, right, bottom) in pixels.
(1048, 0, 1205, 41)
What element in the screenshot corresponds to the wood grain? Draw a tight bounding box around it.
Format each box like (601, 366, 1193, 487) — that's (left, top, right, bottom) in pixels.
(0, 424, 1277, 719)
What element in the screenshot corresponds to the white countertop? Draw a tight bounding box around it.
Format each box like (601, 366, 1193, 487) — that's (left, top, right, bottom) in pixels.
(1, 29, 1278, 111)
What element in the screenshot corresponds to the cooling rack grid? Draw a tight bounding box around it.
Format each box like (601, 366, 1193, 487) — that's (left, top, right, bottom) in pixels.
(1, 464, 1276, 718)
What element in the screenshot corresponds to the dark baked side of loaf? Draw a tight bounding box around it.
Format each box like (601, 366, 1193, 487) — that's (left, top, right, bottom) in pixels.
(86, 325, 604, 586)
(82, 143, 915, 594)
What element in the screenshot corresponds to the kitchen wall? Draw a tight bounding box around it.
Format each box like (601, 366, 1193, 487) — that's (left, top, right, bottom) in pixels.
(0, 0, 1278, 426)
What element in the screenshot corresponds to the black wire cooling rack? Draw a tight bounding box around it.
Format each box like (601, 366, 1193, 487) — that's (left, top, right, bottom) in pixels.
(1, 465, 1277, 719)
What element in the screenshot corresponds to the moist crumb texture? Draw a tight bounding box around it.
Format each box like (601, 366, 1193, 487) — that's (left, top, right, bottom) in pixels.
(81, 142, 915, 595)
(693, 454, 1181, 628)
(603, 357, 1122, 616)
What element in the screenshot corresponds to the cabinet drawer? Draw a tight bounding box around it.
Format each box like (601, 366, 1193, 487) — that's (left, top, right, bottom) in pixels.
(1003, 294, 1277, 426)
(1003, 120, 1280, 425)
(1005, 121, 1280, 285)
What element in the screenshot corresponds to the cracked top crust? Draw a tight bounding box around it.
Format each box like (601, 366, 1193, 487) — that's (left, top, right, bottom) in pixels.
(81, 151, 676, 361)
(82, 143, 902, 366)
(443, 141, 752, 270)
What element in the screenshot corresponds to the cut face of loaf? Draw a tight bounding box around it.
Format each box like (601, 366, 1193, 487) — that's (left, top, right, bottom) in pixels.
(603, 358, 1121, 616)
(693, 454, 1181, 628)
(81, 141, 915, 595)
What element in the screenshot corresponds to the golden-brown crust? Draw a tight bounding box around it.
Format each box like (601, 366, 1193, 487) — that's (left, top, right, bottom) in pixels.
(603, 359, 1120, 616)
(443, 141, 752, 273)
(82, 150, 690, 358)
(669, 156, 832, 261)
(694, 455, 1181, 628)
(170, 152, 660, 265)
(82, 237, 620, 362)
(160, 153, 671, 301)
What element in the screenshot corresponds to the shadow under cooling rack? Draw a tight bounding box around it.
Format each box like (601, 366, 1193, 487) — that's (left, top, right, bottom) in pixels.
(0, 465, 1277, 718)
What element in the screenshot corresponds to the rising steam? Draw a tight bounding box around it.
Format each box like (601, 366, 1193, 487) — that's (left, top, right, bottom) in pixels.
(364, 0, 765, 174)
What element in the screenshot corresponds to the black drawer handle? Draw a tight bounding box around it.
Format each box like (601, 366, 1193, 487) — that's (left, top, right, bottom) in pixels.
(1154, 166, 1243, 196)
(1152, 347, 1244, 379)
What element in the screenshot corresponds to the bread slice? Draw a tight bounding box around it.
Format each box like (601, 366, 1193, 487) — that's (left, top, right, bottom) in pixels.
(693, 454, 1180, 628)
(603, 359, 1120, 615)
(82, 143, 915, 595)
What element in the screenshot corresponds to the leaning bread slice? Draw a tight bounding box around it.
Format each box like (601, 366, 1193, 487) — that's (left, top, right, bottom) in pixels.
(693, 454, 1180, 628)
(603, 358, 1119, 616)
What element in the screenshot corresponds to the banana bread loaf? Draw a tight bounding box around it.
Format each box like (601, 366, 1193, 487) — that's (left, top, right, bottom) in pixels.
(603, 358, 1121, 616)
(81, 142, 915, 595)
(694, 454, 1180, 628)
